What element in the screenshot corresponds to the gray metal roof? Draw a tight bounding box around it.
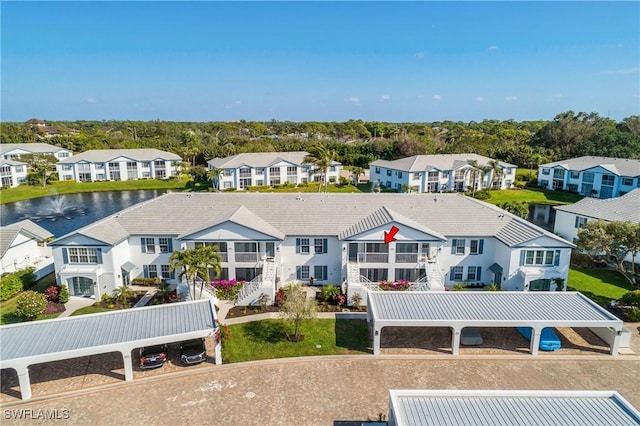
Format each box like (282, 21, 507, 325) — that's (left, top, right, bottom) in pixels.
(57, 148, 181, 164)
(1, 220, 53, 258)
(207, 151, 341, 169)
(554, 188, 640, 223)
(368, 291, 621, 325)
(540, 156, 640, 177)
(0, 300, 216, 366)
(53, 193, 573, 248)
(0, 142, 69, 155)
(389, 390, 640, 426)
(371, 153, 516, 172)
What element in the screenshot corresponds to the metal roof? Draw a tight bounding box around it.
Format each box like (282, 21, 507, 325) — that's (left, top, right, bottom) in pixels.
(1, 220, 53, 258)
(368, 291, 621, 325)
(207, 151, 341, 169)
(554, 188, 640, 223)
(540, 156, 640, 177)
(53, 193, 573, 248)
(57, 148, 181, 163)
(388, 390, 640, 426)
(371, 153, 516, 172)
(0, 300, 216, 367)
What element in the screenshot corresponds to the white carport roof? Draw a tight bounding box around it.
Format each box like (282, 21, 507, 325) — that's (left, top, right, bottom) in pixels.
(0, 299, 219, 400)
(388, 390, 640, 426)
(367, 291, 623, 356)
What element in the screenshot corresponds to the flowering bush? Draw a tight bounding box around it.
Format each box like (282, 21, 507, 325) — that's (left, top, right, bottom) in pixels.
(15, 291, 47, 320)
(44, 286, 60, 303)
(379, 280, 411, 291)
(43, 301, 66, 315)
(210, 279, 245, 300)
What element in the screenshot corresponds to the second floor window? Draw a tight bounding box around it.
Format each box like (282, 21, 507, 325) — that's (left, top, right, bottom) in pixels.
(141, 238, 155, 253)
(66, 247, 101, 264)
(469, 239, 484, 254)
(314, 238, 327, 254)
(451, 239, 465, 255)
(574, 217, 588, 228)
(522, 249, 559, 266)
(601, 174, 615, 186)
(296, 238, 310, 254)
(541, 168, 550, 175)
(159, 238, 171, 253)
(386, 169, 392, 176)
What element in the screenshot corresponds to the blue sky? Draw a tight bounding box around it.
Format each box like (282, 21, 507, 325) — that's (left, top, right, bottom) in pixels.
(2, 1, 639, 122)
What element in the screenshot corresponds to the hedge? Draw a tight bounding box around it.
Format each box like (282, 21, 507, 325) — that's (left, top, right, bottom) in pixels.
(0, 268, 36, 301)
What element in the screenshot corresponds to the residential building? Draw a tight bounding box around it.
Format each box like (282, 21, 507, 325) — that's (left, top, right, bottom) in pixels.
(370, 154, 516, 193)
(56, 149, 182, 182)
(538, 156, 640, 199)
(207, 151, 342, 190)
(554, 188, 640, 262)
(49, 193, 573, 303)
(1, 220, 54, 279)
(0, 142, 73, 161)
(26, 118, 80, 138)
(0, 159, 28, 188)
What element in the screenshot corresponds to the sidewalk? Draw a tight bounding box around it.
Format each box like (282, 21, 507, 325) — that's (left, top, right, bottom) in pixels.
(58, 297, 95, 318)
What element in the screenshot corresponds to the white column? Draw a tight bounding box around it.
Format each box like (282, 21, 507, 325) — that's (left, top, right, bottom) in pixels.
(451, 327, 461, 355)
(122, 351, 134, 381)
(610, 329, 621, 356)
(530, 328, 541, 356)
(373, 326, 382, 355)
(16, 366, 32, 400)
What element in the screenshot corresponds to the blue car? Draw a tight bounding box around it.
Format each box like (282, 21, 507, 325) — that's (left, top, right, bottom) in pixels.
(516, 327, 561, 351)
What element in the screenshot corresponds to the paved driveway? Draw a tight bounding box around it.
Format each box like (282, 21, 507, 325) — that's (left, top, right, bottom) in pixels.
(2, 355, 639, 425)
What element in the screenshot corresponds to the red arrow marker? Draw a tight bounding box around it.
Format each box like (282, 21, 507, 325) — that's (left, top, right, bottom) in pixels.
(384, 225, 399, 244)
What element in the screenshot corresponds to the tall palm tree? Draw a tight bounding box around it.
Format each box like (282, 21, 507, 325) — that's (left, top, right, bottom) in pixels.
(466, 159, 481, 197)
(304, 143, 337, 193)
(350, 166, 365, 185)
(170, 246, 222, 300)
(487, 160, 503, 190)
(209, 168, 223, 191)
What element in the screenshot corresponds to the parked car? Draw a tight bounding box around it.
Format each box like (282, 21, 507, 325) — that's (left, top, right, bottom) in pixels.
(139, 344, 168, 369)
(516, 327, 561, 351)
(461, 327, 483, 346)
(179, 338, 207, 365)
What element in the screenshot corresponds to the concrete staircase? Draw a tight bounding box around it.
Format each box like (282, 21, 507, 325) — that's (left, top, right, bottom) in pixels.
(425, 260, 445, 290)
(235, 257, 276, 306)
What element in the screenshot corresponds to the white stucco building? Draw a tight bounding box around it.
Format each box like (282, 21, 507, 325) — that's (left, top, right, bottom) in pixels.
(207, 151, 342, 190)
(0, 159, 28, 188)
(0, 143, 73, 187)
(370, 154, 516, 192)
(0, 220, 54, 279)
(49, 193, 573, 303)
(56, 149, 182, 182)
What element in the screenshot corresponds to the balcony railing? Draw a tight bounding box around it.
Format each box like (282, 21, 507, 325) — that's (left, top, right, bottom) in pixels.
(235, 252, 260, 263)
(357, 253, 389, 263)
(395, 253, 418, 263)
(219, 253, 228, 262)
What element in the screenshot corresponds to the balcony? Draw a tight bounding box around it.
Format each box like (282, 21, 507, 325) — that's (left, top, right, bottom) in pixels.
(395, 253, 418, 263)
(235, 252, 260, 263)
(357, 253, 389, 263)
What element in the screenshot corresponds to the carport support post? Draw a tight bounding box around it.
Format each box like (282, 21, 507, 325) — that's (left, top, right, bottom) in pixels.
(16, 366, 32, 401)
(451, 327, 461, 356)
(121, 351, 134, 381)
(530, 328, 541, 356)
(373, 326, 382, 355)
(610, 331, 621, 356)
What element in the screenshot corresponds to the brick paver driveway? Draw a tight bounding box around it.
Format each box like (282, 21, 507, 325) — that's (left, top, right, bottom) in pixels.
(2, 355, 639, 425)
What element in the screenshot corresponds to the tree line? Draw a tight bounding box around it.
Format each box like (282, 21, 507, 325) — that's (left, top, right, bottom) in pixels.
(2, 111, 638, 169)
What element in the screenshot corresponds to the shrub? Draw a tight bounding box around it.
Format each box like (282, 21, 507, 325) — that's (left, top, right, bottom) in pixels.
(210, 279, 245, 300)
(43, 301, 65, 315)
(473, 188, 491, 200)
(223, 187, 237, 192)
(485, 284, 501, 291)
(275, 287, 287, 307)
(620, 290, 640, 308)
(101, 293, 113, 303)
(15, 291, 47, 320)
(379, 280, 411, 291)
(319, 284, 341, 303)
(338, 176, 350, 186)
(131, 277, 160, 286)
(0, 274, 23, 301)
(452, 283, 466, 291)
(44, 285, 60, 302)
(59, 284, 70, 304)
(257, 293, 270, 310)
(350, 292, 363, 307)
(626, 307, 640, 322)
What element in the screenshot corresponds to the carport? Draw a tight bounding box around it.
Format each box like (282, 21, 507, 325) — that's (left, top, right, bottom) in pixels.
(0, 299, 220, 400)
(366, 291, 623, 356)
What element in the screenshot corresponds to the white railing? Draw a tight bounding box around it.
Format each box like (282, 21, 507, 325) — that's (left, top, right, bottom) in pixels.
(235, 252, 260, 263)
(235, 274, 263, 304)
(357, 253, 389, 263)
(395, 253, 418, 263)
(408, 275, 430, 291)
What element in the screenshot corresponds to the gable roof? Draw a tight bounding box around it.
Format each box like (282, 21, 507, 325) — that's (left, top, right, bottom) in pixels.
(370, 154, 516, 172)
(179, 205, 286, 240)
(0, 143, 69, 155)
(54, 193, 573, 249)
(0, 159, 27, 167)
(339, 206, 446, 240)
(0, 220, 53, 258)
(207, 151, 341, 169)
(50, 217, 130, 246)
(540, 156, 640, 177)
(57, 149, 181, 164)
(554, 188, 640, 223)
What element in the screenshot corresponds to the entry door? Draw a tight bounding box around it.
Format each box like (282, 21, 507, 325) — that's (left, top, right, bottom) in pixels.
(421, 243, 430, 259)
(530, 279, 551, 291)
(348, 243, 358, 261)
(265, 242, 275, 257)
(72, 277, 95, 297)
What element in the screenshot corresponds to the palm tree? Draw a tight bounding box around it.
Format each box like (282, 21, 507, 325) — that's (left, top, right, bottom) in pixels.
(156, 281, 172, 303)
(466, 159, 481, 197)
(350, 166, 365, 186)
(112, 285, 134, 308)
(209, 168, 223, 191)
(487, 160, 503, 190)
(170, 246, 222, 301)
(304, 143, 337, 193)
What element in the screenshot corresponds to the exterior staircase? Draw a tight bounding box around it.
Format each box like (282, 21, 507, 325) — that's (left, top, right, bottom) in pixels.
(424, 259, 445, 290)
(235, 257, 277, 306)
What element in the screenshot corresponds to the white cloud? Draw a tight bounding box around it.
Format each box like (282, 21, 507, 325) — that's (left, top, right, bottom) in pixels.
(597, 67, 639, 75)
(504, 96, 517, 101)
(86, 98, 97, 104)
(554, 93, 563, 98)
(475, 96, 485, 102)
(234, 100, 242, 105)
(348, 97, 360, 104)
(414, 52, 425, 59)
(487, 46, 499, 51)
(432, 94, 441, 100)
(381, 95, 390, 101)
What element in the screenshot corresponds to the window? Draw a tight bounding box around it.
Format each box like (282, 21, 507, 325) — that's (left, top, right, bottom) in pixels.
(287, 166, 297, 175)
(256, 168, 264, 174)
(58, 152, 70, 158)
(386, 181, 391, 188)
(223, 170, 232, 177)
(386, 169, 392, 176)
(15, 166, 24, 173)
(141, 237, 155, 253)
(522, 249, 559, 266)
(451, 239, 465, 255)
(296, 238, 310, 254)
(541, 168, 550, 175)
(140, 162, 150, 168)
(574, 216, 588, 229)
(449, 266, 464, 281)
(269, 166, 280, 176)
(314, 238, 327, 254)
(553, 168, 565, 179)
(427, 171, 438, 181)
(601, 174, 615, 186)
(145, 265, 158, 279)
(66, 248, 101, 264)
(296, 265, 310, 280)
(239, 168, 251, 177)
(397, 171, 403, 178)
(161, 265, 171, 279)
(454, 170, 465, 180)
(622, 177, 633, 186)
(600, 186, 613, 198)
(223, 181, 232, 189)
(314, 265, 328, 281)
(469, 239, 484, 255)
(467, 266, 482, 281)
(570, 171, 580, 179)
(375, 167, 380, 174)
(413, 172, 421, 180)
(583, 172, 594, 183)
(62, 164, 73, 171)
(159, 238, 171, 253)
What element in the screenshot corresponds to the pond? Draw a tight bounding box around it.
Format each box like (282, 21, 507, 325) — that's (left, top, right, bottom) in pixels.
(1, 190, 171, 237)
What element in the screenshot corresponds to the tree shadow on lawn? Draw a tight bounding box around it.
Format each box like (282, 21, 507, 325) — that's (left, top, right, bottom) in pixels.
(242, 320, 288, 343)
(335, 319, 371, 353)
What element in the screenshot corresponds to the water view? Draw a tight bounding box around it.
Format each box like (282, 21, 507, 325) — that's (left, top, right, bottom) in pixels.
(1, 190, 171, 237)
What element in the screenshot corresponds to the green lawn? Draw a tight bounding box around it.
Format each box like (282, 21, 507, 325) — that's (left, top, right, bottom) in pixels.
(222, 318, 370, 363)
(0, 273, 60, 325)
(70, 305, 115, 316)
(567, 267, 634, 307)
(484, 188, 584, 206)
